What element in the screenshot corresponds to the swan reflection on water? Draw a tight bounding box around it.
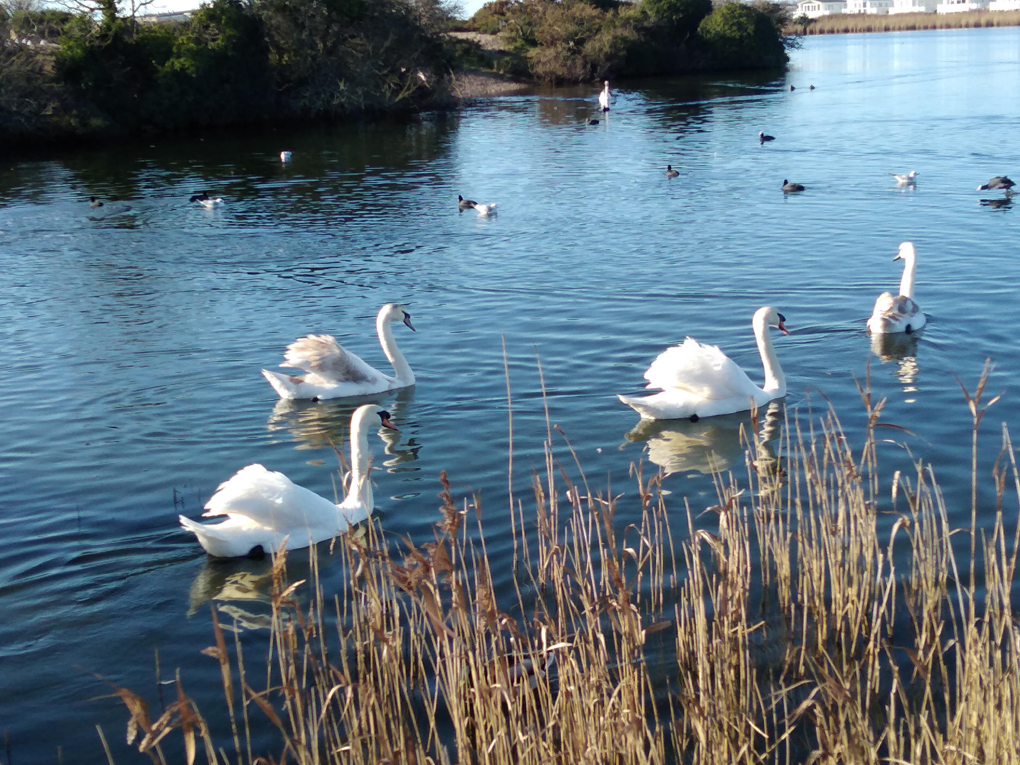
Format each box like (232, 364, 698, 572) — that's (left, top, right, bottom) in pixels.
(266, 387, 421, 469)
(624, 401, 784, 477)
(187, 559, 274, 628)
(869, 331, 920, 396)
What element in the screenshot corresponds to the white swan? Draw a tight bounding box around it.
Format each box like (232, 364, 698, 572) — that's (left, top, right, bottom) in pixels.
(280, 151, 293, 163)
(867, 241, 925, 335)
(618, 306, 789, 421)
(262, 303, 415, 400)
(189, 192, 224, 208)
(598, 81, 610, 112)
(179, 405, 395, 557)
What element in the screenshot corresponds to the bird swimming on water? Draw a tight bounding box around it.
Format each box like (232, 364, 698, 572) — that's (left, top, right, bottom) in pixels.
(89, 196, 103, 208)
(598, 81, 610, 112)
(977, 176, 1015, 192)
(189, 191, 224, 208)
(280, 151, 292, 163)
(891, 171, 919, 184)
(472, 202, 497, 217)
(759, 131, 775, 144)
(666, 165, 679, 179)
(782, 180, 805, 193)
(458, 195, 477, 211)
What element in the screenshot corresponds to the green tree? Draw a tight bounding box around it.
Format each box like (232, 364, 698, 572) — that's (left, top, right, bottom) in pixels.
(697, 1, 787, 70)
(642, 0, 711, 41)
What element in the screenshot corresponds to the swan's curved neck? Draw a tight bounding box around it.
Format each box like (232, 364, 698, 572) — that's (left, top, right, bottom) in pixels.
(754, 318, 786, 396)
(345, 411, 374, 512)
(898, 255, 917, 300)
(377, 313, 414, 385)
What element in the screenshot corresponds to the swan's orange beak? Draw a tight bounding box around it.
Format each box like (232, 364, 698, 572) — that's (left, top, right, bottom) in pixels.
(379, 411, 399, 431)
(777, 318, 790, 335)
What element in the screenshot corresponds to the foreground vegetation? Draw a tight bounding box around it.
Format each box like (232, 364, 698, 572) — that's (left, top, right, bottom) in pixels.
(791, 8, 1020, 34)
(103, 368, 1020, 764)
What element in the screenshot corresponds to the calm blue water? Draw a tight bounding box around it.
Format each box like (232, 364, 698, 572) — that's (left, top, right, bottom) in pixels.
(2, 27, 1020, 762)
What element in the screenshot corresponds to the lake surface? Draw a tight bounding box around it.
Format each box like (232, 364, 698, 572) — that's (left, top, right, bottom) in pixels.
(3, 26, 1020, 762)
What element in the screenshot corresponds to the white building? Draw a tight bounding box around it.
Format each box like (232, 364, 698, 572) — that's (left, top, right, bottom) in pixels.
(936, 0, 989, 11)
(889, 0, 938, 12)
(796, 0, 847, 16)
(845, 0, 893, 12)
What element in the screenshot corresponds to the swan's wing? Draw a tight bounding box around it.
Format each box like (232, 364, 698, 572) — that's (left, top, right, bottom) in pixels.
(643, 338, 761, 400)
(281, 334, 385, 384)
(203, 464, 337, 530)
(870, 293, 921, 331)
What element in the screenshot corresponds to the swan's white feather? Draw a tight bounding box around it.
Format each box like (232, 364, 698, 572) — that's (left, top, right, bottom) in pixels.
(643, 338, 762, 401)
(868, 292, 924, 334)
(282, 334, 387, 386)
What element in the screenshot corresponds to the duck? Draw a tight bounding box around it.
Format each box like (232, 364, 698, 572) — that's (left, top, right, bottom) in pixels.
(89, 196, 104, 208)
(618, 306, 790, 421)
(458, 194, 477, 211)
(782, 180, 805, 193)
(977, 176, 1015, 192)
(867, 241, 925, 335)
(665, 165, 679, 179)
(472, 202, 497, 217)
(179, 405, 396, 557)
(759, 131, 775, 144)
(585, 117, 599, 125)
(891, 171, 918, 184)
(262, 303, 416, 400)
(598, 81, 610, 112)
(789, 85, 796, 91)
(280, 151, 292, 163)
(189, 191, 224, 208)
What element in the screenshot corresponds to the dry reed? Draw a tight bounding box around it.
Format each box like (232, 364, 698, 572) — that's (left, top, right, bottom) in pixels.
(108, 365, 1020, 764)
(790, 9, 1020, 35)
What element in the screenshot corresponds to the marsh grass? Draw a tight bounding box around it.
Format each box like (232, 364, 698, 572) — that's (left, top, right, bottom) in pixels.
(791, 9, 1020, 35)
(109, 366, 1020, 763)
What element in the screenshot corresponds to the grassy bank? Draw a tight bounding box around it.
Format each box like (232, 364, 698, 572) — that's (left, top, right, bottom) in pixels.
(790, 9, 1020, 34)
(103, 367, 1020, 764)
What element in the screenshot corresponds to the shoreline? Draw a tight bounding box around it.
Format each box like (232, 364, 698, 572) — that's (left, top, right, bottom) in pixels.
(790, 8, 1020, 34)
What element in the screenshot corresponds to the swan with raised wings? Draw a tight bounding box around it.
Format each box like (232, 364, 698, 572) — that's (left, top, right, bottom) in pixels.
(867, 241, 925, 334)
(179, 405, 395, 557)
(262, 303, 415, 400)
(618, 306, 789, 421)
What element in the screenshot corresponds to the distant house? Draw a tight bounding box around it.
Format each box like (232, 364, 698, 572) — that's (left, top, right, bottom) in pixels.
(936, 0, 989, 10)
(796, 0, 847, 16)
(845, 0, 893, 12)
(889, 0, 938, 12)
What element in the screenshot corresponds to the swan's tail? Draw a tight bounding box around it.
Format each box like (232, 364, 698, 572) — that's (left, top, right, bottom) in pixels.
(179, 514, 227, 556)
(262, 369, 298, 399)
(180, 514, 267, 558)
(617, 394, 657, 420)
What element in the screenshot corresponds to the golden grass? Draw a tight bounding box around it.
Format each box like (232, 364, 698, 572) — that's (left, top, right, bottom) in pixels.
(790, 9, 1020, 35)
(108, 364, 1020, 764)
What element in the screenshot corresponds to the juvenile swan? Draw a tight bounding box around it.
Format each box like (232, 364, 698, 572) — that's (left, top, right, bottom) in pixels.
(179, 405, 396, 557)
(868, 241, 925, 334)
(262, 303, 416, 400)
(618, 307, 790, 421)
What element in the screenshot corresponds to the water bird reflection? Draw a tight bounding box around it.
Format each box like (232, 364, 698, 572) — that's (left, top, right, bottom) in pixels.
(187, 559, 273, 619)
(980, 196, 1013, 210)
(625, 401, 784, 477)
(870, 331, 920, 393)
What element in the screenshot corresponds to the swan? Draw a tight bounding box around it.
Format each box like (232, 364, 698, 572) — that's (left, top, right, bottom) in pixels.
(867, 241, 925, 335)
(472, 203, 497, 217)
(598, 81, 610, 112)
(618, 306, 790, 421)
(891, 171, 918, 184)
(977, 176, 1015, 192)
(759, 131, 775, 144)
(458, 194, 477, 211)
(782, 180, 805, 192)
(263, 303, 415, 400)
(666, 165, 679, 179)
(189, 191, 224, 208)
(179, 405, 395, 558)
(280, 151, 292, 163)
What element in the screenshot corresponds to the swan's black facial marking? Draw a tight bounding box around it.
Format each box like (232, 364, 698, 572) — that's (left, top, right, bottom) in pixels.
(905, 324, 912, 334)
(379, 410, 399, 430)
(402, 312, 416, 331)
(689, 414, 700, 423)
(778, 313, 786, 323)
